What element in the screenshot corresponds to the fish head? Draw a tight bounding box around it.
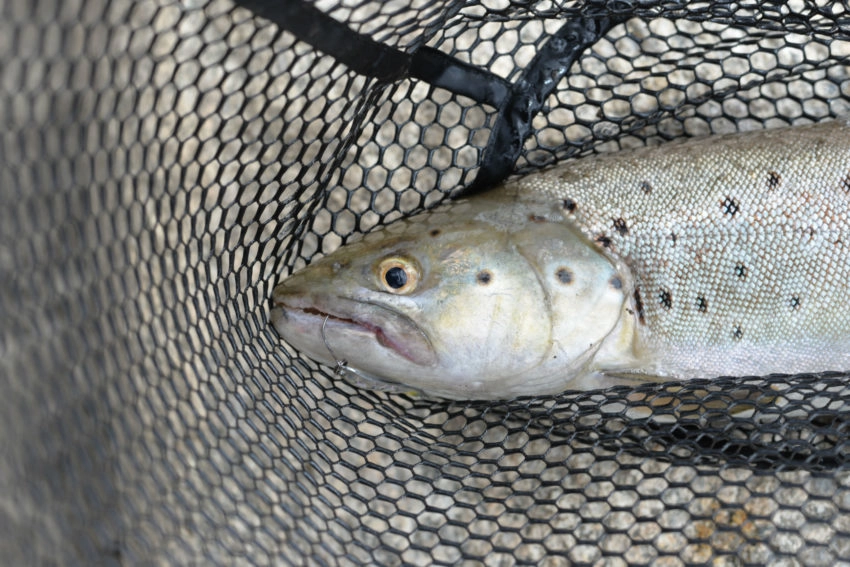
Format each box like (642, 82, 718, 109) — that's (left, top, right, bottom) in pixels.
(272, 195, 626, 399)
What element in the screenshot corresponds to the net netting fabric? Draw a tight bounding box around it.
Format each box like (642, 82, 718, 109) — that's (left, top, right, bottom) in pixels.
(3, 0, 850, 564)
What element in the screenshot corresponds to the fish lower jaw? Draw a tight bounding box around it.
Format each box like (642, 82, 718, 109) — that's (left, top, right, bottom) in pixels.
(275, 302, 379, 345)
(297, 307, 406, 357)
(273, 301, 430, 366)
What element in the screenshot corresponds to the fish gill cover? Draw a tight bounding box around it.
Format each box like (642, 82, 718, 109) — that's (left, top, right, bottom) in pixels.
(2, 0, 850, 564)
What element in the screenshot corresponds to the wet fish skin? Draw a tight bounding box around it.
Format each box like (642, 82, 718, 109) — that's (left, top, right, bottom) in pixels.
(518, 117, 850, 381)
(273, 118, 850, 399)
(272, 194, 627, 399)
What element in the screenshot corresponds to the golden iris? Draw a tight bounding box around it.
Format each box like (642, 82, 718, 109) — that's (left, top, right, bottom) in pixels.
(376, 257, 420, 294)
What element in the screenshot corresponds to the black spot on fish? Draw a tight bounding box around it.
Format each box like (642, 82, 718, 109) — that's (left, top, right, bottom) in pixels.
(633, 288, 646, 325)
(477, 270, 492, 285)
(721, 197, 739, 217)
(659, 289, 672, 310)
(556, 267, 573, 284)
(734, 263, 748, 279)
(732, 325, 743, 340)
(595, 234, 612, 248)
(562, 198, 577, 213)
(529, 214, 547, 223)
(429, 229, 441, 237)
(790, 296, 801, 310)
(696, 296, 708, 313)
(767, 171, 781, 190)
(842, 173, 850, 193)
(613, 218, 629, 236)
(670, 232, 678, 246)
(800, 226, 816, 240)
(640, 180, 652, 194)
(609, 276, 622, 290)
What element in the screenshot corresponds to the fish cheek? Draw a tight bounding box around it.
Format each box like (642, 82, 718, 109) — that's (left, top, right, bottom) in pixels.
(545, 264, 626, 368)
(427, 264, 552, 378)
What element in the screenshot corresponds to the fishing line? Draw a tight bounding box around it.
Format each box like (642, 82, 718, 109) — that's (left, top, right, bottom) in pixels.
(321, 315, 348, 375)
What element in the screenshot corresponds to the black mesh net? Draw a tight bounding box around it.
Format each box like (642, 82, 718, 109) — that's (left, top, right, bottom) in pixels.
(3, 0, 850, 564)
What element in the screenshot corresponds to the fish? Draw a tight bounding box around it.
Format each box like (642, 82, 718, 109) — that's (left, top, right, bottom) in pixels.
(272, 118, 850, 400)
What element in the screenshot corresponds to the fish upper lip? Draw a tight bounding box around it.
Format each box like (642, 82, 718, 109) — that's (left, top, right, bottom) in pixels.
(295, 305, 360, 327)
(274, 293, 436, 366)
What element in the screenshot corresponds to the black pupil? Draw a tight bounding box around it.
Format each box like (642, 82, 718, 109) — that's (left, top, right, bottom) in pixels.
(385, 266, 408, 289)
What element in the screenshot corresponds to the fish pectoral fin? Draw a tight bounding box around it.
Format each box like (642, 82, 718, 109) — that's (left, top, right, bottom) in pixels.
(566, 370, 667, 391)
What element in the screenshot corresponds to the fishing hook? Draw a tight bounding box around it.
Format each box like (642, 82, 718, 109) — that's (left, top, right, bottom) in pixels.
(321, 315, 348, 375)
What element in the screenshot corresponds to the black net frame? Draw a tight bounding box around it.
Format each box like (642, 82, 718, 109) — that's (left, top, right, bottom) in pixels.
(3, 0, 850, 564)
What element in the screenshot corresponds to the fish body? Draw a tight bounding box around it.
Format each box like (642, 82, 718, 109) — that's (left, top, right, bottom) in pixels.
(273, 118, 850, 399)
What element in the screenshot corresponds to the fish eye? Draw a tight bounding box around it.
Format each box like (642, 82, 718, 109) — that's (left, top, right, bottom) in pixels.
(377, 257, 420, 294)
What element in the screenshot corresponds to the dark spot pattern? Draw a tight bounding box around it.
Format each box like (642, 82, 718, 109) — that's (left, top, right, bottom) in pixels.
(734, 263, 748, 279)
(670, 232, 678, 246)
(732, 325, 743, 340)
(529, 214, 547, 223)
(562, 198, 577, 212)
(613, 218, 628, 236)
(595, 234, 612, 248)
(842, 173, 850, 193)
(659, 289, 672, 310)
(429, 229, 441, 237)
(721, 197, 739, 216)
(556, 267, 573, 284)
(633, 288, 646, 325)
(476, 270, 492, 285)
(609, 276, 622, 290)
(767, 171, 781, 190)
(640, 180, 652, 194)
(696, 296, 707, 313)
(790, 296, 801, 310)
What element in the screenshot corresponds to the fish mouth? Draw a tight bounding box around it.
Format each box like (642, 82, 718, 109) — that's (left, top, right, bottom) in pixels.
(272, 293, 437, 367)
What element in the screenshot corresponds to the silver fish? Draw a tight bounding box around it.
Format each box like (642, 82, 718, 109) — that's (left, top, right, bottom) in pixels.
(272, 118, 850, 400)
